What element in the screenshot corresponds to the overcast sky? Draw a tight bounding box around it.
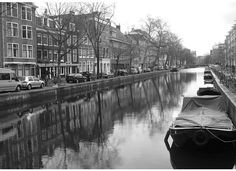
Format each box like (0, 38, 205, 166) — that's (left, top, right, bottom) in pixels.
(35, 0, 236, 56)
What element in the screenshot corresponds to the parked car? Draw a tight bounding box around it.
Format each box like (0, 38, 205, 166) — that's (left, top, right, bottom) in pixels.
(98, 72, 114, 79)
(66, 73, 86, 83)
(81, 72, 96, 81)
(115, 69, 128, 76)
(18, 76, 45, 90)
(0, 68, 21, 92)
(170, 67, 178, 72)
(130, 67, 139, 74)
(143, 67, 151, 72)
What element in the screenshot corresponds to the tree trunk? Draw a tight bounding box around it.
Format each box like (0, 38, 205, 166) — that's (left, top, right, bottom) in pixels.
(164, 54, 169, 68)
(96, 44, 100, 78)
(152, 47, 160, 68)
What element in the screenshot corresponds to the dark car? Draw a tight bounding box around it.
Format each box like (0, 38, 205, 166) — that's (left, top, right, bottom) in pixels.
(97, 72, 114, 79)
(66, 73, 86, 83)
(170, 67, 178, 72)
(81, 72, 96, 81)
(143, 67, 151, 72)
(115, 69, 128, 76)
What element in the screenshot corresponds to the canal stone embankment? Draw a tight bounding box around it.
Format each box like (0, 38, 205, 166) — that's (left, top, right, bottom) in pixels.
(0, 70, 168, 108)
(212, 70, 236, 126)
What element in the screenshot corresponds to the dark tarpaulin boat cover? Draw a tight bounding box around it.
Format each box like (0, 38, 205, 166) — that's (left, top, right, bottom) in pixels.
(173, 96, 235, 130)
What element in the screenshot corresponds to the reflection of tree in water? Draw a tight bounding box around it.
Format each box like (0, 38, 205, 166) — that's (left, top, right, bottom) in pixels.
(0, 71, 198, 169)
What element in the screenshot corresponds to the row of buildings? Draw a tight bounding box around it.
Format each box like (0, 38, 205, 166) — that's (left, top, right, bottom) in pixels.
(210, 23, 236, 69)
(0, 2, 161, 79)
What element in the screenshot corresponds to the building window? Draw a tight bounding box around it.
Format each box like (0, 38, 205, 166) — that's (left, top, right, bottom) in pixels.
(67, 36, 71, 46)
(42, 34, 48, 45)
(48, 50, 52, 61)
(89, 47, 93, 58)
(86, 48, 89, 57)
(90, 62, 93, 72)
(60, 51, 65, 62)
(106, 48, 109, 57)
(6, 22, 18, 37)
(103, 48, 105, 58)
(22, 45, 33, 58)
(43, 50, 48, 60)
(37, 33, 42, 44)
(78, 61, 82, 72)
(87, 61, 90, 72)
(73, 36, 77, 45)
(82, 47, 86, 58)
(54, 52, 58, 62)
(43, 17, 48, 26)
(78, 48, 82, 58)
(22, 6, 32, 21)
(37, 50, 42, 60)
(22, 45, 27, 57)
(67, 49, 71, 63)
(6, 3, 18, 17)
(69, 23, 75, 31)
(22, 25, 32, 39)
(28, 46, 33, 58)
(49, 19, 54, 28)
(82, 61, 86, 71)
(53, 36, 58, 46)
(73, 49, 77, 62)
(49, 36, 52, 46)
(7, 43, 19, 57)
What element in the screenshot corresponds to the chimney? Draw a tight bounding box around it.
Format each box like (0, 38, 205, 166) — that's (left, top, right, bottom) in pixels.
(116, 25, 120, 31)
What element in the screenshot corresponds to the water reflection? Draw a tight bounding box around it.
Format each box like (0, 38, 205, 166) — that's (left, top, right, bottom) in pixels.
(0, 69, 212, 169)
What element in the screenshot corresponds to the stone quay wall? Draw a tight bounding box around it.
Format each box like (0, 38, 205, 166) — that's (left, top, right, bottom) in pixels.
(0, 70, 168, 108)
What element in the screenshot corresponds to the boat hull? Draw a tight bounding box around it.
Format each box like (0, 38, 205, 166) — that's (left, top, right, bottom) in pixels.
(170, 128, 236, 147)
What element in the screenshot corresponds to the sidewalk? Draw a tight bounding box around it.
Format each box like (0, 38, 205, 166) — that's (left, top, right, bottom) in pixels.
(211, 68, 236, 126)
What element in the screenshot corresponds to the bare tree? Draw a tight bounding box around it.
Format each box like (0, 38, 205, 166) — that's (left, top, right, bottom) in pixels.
(39, 2, 85, 82)
(79, 2, 114, 78)
(110, 39, 130, 73)
(165, 32, 182, 67)
(126, 35, 141, 73)
(142, 16, 170, 69)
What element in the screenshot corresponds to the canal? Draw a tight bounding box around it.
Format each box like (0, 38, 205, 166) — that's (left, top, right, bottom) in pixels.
(1, 67, 236, 169)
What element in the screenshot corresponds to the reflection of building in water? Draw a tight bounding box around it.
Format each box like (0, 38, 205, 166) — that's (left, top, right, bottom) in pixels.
(0, 72, 197, 169)
(0, 106, 45, 169)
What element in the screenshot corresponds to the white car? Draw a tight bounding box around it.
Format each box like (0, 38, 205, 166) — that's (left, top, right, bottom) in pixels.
(18, 76, 45, 90)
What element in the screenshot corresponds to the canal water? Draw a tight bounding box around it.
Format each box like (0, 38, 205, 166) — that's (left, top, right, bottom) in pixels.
(1, 67, 236, 169)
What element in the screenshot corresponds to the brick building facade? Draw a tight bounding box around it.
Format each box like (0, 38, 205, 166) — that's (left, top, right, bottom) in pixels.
(0, 2, 37, 76)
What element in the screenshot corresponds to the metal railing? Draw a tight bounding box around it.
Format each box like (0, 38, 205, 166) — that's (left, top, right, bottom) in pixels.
(212, 67, 236, 91)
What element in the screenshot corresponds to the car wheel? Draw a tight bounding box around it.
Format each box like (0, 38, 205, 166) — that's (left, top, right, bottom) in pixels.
(27, 84, 32, 90)
(15, 85, 21, 92)
(40, 83, 44, 88)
